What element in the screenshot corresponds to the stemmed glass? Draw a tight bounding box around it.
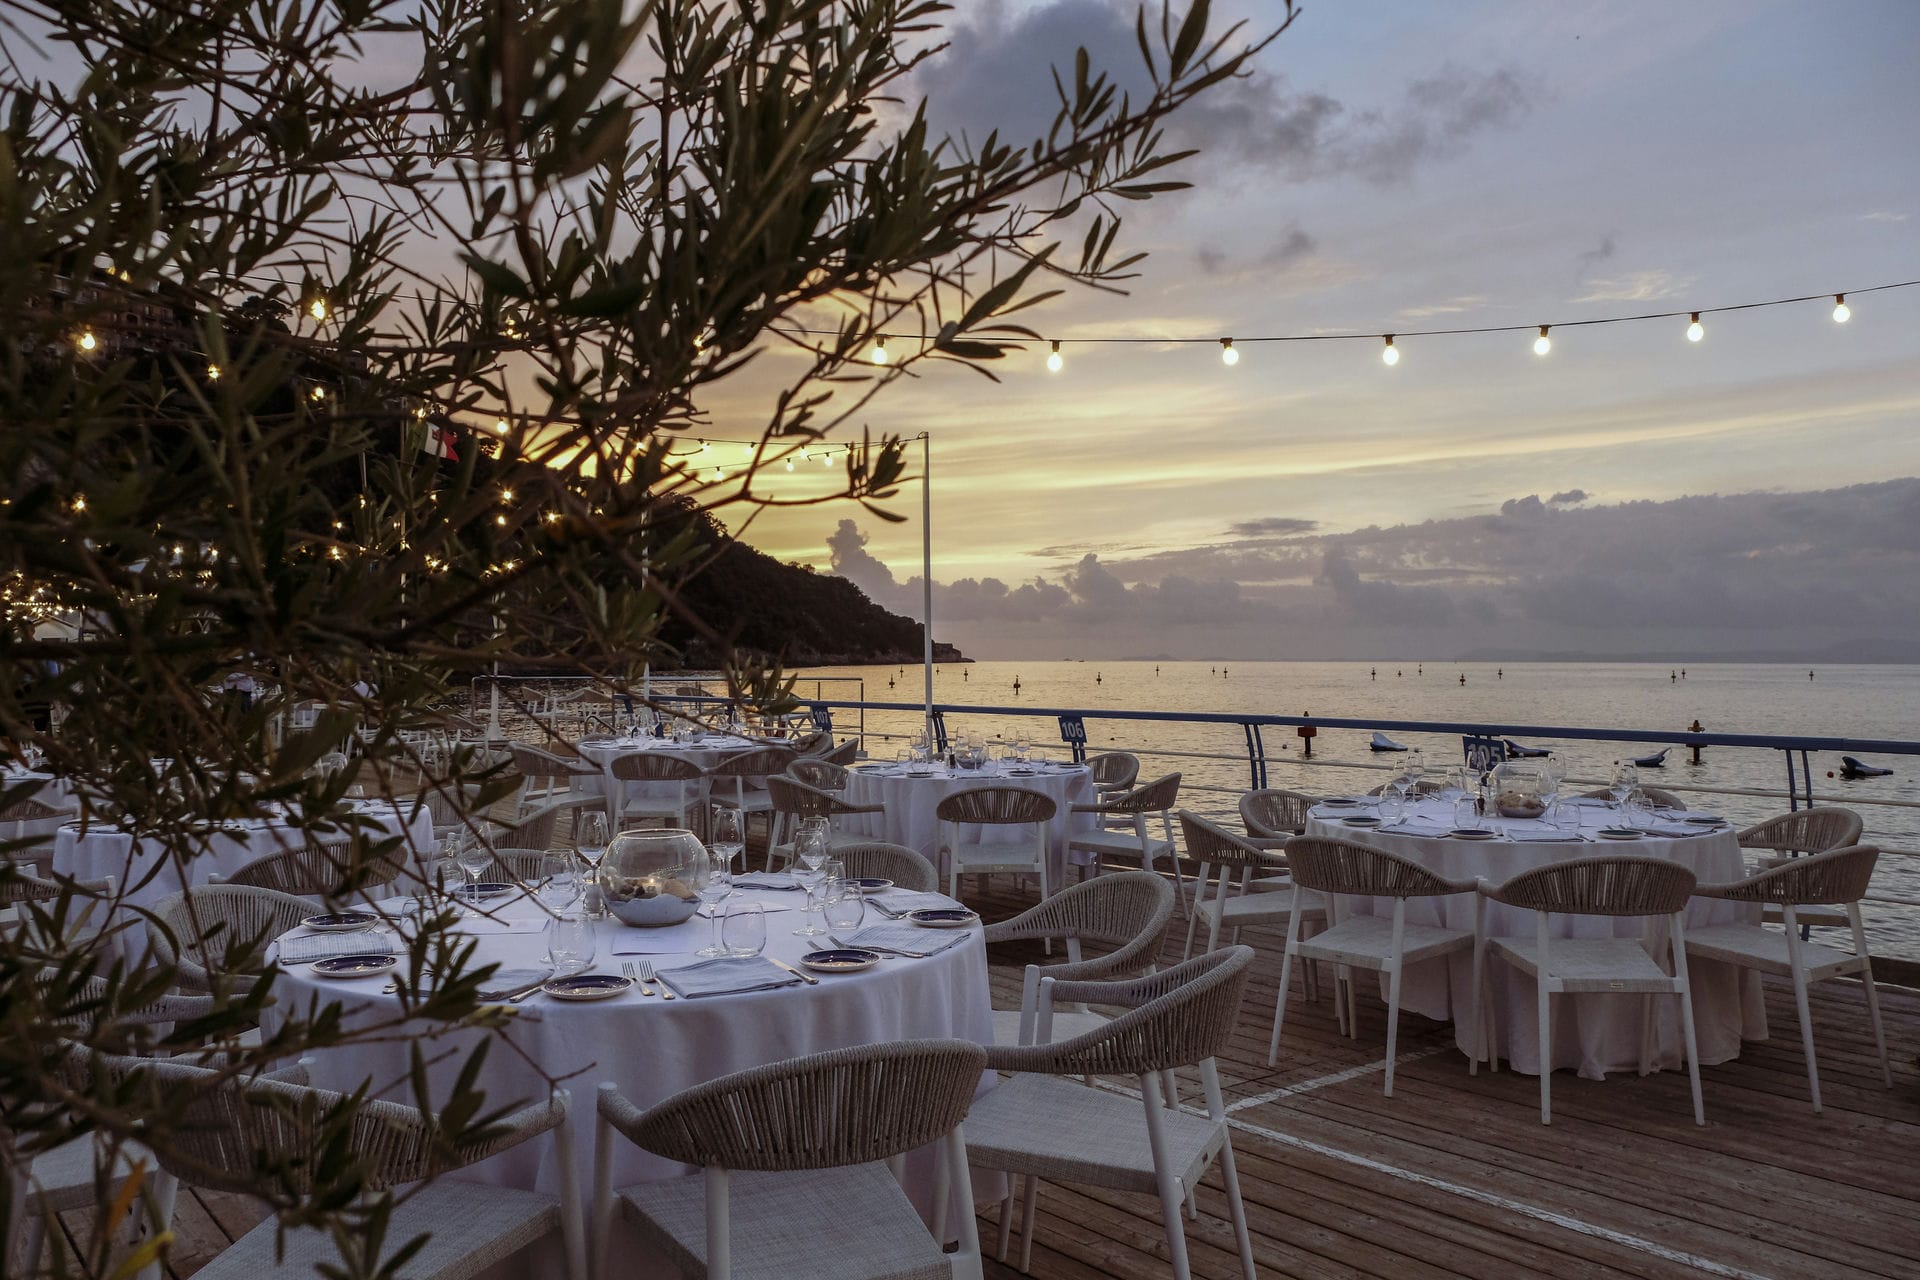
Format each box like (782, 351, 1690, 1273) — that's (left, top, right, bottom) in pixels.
(792, 822, 831, 936)
(1609, 762, 1638, 811)
(575, 811, 609, 919)
(452, 834, 493, 909)
(695, 843, 735, 957)
(536, 850, 581, 913)
(708, 806, 745, 874)
(1406, 748, 1425, 793)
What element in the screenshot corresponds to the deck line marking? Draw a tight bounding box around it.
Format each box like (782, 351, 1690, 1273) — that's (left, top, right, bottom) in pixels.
(1087, 1078, 1782, 1280)
(1227, 1046, 1450, 1111)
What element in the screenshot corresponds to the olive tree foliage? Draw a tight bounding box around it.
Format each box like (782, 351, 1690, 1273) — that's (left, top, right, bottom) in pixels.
(0, 0, 1289, 1272)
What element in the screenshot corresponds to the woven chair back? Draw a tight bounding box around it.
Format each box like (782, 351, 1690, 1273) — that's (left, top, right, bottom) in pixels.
(1018, 946, 1255, 1076)
(787, 759, 849, 792)
(483, 847, 553, 884)
(989, 869, 1173, 958)
(1103, 772, 1181, 815)
(936, 786, 1057, 825)
(0, 797, 65, 822)
(148, 886, 317, 973)
(509, 742, 584, 779)
(1176, 810, 1273, 872)
(789, 730, 833, 756)
(621, 1039, 987, 1172)
(1484, 855, 1696, 917)
(1710, 844, 1878, 906)
(1238, 789, 1316, 839)
(1576, 786, 1685, 809)
(225, 837, 407, 896)
(826, 841, 938, 892)
(610, 751, 706, 782)
(822, 739, 860, 766)
(1368, 779, 1448, 797)
(709, 746, 797, 779)
(766, 775, 858, 821)
(1086, 752, 1140, 790)
(1283, 836, 1465, 899)
(1736, 806, 1863, 857)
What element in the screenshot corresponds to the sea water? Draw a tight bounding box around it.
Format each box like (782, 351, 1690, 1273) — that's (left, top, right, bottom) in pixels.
(794, 660, 1920, 956)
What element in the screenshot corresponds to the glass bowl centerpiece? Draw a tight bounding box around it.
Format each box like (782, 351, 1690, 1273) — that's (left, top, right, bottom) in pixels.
(600, 828, 706, 927)
(1489, 761, 1548, 820)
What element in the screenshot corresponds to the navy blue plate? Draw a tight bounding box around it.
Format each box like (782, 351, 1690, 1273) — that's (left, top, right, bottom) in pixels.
(1341, 815, 1383, 827)
(1448, 828, 1498, 840)
(542, 973, 633, 1001)
(853, 877, 894, 894)
(466, 881, 516, 899)
(302, 911, 378, 932)
(801, 948, 882, 973)
(907, 907, 978, 928)
(310, 954, 397, 978)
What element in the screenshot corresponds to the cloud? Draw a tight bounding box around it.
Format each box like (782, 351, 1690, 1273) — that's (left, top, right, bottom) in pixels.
(1861, 210, 1909, 222)
(825, 480, 1920, 660)
(1398, 294, 1489, 319)
(913, 3, 1537, 188)
(1577, 234, 1617, 268)
(1226, 516, 1319, 538)
(1196, 226, 1316, 277)
(1571, 269, 1693, 303)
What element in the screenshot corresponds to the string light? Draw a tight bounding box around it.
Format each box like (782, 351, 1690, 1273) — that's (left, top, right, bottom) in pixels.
(76, 330, 97, 352)
(309, 385, 326, 401)
(1686, 312, 1704, 343)
(1832, 294, 1850, 323)
(500, 489, 515, 503)
(206, 363, 220, 380)
(700, 439, 710, 453)
(308, 296, 328, 322)
(1219, 338, 1238, 367)
(1533, 325, 1552, 356)
(710, 466, 724, 482)
(1046, 340, 1064, 373)
(785, 458, 795, 471)
(71, 495, 86, 513)
(494, 418, 508, 434)
(869, 337, 889, 365)
(1381, 335, 1399, 366)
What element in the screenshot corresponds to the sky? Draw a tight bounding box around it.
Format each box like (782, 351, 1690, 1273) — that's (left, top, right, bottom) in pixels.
(694, 0, 1920, 661)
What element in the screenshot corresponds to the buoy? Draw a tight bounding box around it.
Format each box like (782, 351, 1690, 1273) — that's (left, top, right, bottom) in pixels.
(1371, 668, 1377, 680)
(1689, 721, 1704, 765)
(1459, 673, 1466, 685)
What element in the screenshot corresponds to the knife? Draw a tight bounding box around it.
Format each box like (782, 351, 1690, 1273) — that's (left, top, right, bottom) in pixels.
(768, 956, 819, 986)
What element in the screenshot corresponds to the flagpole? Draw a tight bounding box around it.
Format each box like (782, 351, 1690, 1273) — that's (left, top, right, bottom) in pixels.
(921, 432, 933, 751)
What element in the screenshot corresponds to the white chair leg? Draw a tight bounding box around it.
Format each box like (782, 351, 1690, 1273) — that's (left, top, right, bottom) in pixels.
(592, 1086, 617, 1280)
(1160, 1068, 1181, 1112)
(705, 1166, 731, 1280)
(1638, 993, 1654, 1077)
(141, 1170, 179, 1280)
(1267, 944, 1296, 1066)
(1538, 985, 1553, 1125)
(1468, 938, 1484, 1075)
(1140, 1075, 1194, 1280)
(1669, 924, 1706, 1126)
(1345, 969, 1359, 1040)
(1862, 967, 1893, 1087)
(550, 1094, 587, 1280)
(1792, 966, 1822, 1113)
(1018, 1172, 1042, 1273)
(1382, 959, 1404, 1097)
(996, 1187, 1016, 1262)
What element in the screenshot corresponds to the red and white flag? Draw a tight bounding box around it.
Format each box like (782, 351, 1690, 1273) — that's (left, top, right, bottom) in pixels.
(422, 422, 460, 461)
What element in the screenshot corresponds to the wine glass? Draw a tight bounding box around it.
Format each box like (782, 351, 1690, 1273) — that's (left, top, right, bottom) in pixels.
(536, 850, 581, 912)
(454, 835, 493, 909)
(575, 811, 610, 919)
(1406, 748, 1425, 792)
(695, 846, 734, 958)
(545, 914, 595, 976)
(792, 824, 831, 937)
(722, 901, 766, 957)
(708, 806, 745, 873)
(1609, 762, 1638, 810)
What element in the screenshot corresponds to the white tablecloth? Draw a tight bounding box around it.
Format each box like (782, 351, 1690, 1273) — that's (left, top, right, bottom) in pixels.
(268, 886, 994, 1275)
(842, 762, 1098, 886)
(1303, 795, 1766, 1079)
(51, 799, 433, 913)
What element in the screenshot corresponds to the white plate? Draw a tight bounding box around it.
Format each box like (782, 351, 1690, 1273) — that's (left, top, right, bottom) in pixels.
(542, 974, 633, 1001)
(801, 948, 883, 974)
(301, 912, 378, 933)
(309, 954, 397, 979)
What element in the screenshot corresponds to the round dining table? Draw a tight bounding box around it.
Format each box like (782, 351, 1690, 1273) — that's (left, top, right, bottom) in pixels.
(1302, 794, 1766, 1078)
(571, 731, 765, 818)
(841, 758, 1098, 887)
(267, 883, 994, 1277)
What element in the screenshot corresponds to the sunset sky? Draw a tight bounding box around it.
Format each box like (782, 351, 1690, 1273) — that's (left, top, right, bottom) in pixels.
(705, 0, 1920, 660)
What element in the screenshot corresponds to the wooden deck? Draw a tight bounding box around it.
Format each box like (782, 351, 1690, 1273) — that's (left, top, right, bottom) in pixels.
(66, 880, 1920, 1280)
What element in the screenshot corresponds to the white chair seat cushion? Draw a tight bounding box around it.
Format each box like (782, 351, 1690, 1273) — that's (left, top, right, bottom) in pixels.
(1294, 916, 1473, 969)
(964, 1075, 1223, 1195)
(1196, 893, 1322, 927)
(195, 1179, 561, 1280)
(1684, 922, 1867, 979)
(1247, 875, 1295, 894)
(1488, 937, 1679, 993)
(1066, 831, 1173, 860)
(947, 837, 1041, 872)
(618, 1161, 951, 1280)
(23, 1138, 153, 1215)
(989, 1006, 1110, 1046)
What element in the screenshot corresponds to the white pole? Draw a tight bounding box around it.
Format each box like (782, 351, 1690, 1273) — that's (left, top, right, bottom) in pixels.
(921, 432, 934, 750)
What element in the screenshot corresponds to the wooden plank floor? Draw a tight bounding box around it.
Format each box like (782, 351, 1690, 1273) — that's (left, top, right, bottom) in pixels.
(71, 878, 1920, 1280)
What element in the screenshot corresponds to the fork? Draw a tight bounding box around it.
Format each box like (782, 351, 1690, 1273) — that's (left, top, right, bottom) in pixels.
(635, 959, 674, 1000)
(621, 961, 655, 998)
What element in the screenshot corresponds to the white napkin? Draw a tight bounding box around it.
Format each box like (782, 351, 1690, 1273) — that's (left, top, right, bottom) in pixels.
(868, 890, 968, 919)
(277, 932, 396, 964)
(830, 924, 970, 958)
(654, 956, 803, 998)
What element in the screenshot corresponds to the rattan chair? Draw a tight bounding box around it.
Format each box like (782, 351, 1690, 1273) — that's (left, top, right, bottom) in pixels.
(478, 846, 557, 885)
(0, 795, 72, 874)
(983, 870, 1175, 1049)
(1268, 837, 1477, 1093)
(1687, 845, 1889, 1111)
(608, 751, 709, 832)
(937, 786, 1057, 903)
(1068, 773, 1187, 912)
(1367, 778, 1448, 797)
(788, 729, 833, 756)
(821, 738, 860, 767)
(216, 835, 407, 899)
(147, 886, 318, 992)
(510, 741, 598, 804)
(964, 946, 1259, 1280)
(824, 840, 938, 892)
(1086, 751, 1140, 797)
(593, 1040, 988, 1280)
(763, 776, 884, 872)
(1733, 807, 1865, 921)
(494, 793, 602, 852)
(1178, 812, 1325, 968)
(1474, 855, 1704, 1125)
(707, 746, 797, 824)
(1238, 788, 1317, 841)
(1, 870, 113, 942)
(785, 758, 849, 792)
(125, 1055, 583, 1280)
(1574, 785, 1685, 810)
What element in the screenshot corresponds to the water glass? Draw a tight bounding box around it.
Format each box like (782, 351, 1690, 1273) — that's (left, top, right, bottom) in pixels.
(722, 901, 766, 957)
(1453, 795, 1480, 829)
(1380, 781, 1407, 821)
(545, 914, 595, 975)
(821, 883, 865, 932)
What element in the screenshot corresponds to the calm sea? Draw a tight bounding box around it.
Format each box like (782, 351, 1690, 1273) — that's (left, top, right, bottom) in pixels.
(793, 660, 1920, 956)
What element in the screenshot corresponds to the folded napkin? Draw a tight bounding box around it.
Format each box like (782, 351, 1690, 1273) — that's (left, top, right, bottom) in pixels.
(1641, 823, 1709, 838)
(868, 890, 969, 919)
(1383, 819, 1452, 836)
(830, 924, 971, 959)
(455, 917, 550, 935)
(654, 956, 803, 998)
(277, 931, 396, 964)
(731, 872, 805, 891)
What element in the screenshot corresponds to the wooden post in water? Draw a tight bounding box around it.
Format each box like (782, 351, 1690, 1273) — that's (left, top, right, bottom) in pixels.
(1689, 720, 1704, 765)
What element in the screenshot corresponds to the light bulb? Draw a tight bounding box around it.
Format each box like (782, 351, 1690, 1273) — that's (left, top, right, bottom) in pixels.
(870, 337, 889, 365)
(501, 489, 515, 503)
(710, 467, 724, 482)
(77, 331, 97, 351)
(309, 297, 328, 322)
(309, 385, 325, 401)
(800, 448, 811, 463)
(494, 418, 508, 434)
(206, 363, 220, 380)
(1382, 335, 1399, 366)
(822, 450, 832, 466)
(1832, 294, 1850, 323)
(785, 458, 795, 471)
(1686, 313, 1704, 343)
(1533, 325, 1552, 356)
(1046, 340, 1064, 373)
(494, 514, 507, 526)
(1220, 338, 1238, 366)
